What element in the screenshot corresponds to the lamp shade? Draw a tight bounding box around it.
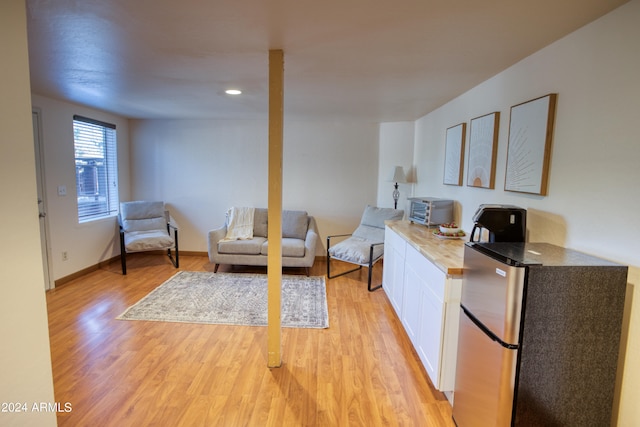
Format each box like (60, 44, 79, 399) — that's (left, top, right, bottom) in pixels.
(390, 166, 406, 183)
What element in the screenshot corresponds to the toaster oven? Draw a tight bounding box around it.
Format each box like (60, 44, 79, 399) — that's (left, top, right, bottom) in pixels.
(408, 197, 454, 227)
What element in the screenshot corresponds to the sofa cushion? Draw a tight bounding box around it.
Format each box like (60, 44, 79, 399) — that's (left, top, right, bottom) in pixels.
(248, 209, 309, 239)
(253, 208, 269, 237)
(260, 238, 306, 257)
(218, 237, 267, 255)
(282, 210, 309, 240)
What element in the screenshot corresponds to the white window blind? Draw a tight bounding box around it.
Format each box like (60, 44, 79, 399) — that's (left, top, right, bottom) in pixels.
(73, 115, 119, 222)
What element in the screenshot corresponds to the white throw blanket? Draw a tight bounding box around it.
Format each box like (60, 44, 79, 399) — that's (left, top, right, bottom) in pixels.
(221, 207, 255, 241)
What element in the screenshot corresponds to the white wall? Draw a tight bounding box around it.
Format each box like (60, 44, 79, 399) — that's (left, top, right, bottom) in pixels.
(399, 1, 639, 424)
(30, 95, 130, 281)
(0, 1, 56, 425)
(129, 118, 380, 252)
(377, 122, 415, 213)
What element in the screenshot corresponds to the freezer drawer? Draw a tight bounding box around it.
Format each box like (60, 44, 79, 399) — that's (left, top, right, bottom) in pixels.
(453, 311, 518, 427)
(461, 245, 526, 345)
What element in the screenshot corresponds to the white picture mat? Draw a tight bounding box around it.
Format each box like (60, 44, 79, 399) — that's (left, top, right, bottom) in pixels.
(505, 95, 555, 195)
(467, 112, 498, 188)
(443, 123, 465, 185)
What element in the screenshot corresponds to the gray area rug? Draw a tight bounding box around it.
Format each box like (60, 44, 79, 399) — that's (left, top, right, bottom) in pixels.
(117, 271, 329, 328)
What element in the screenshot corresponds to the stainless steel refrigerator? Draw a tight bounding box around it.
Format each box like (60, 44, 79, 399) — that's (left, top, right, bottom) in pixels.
(453, 242, 627, 427)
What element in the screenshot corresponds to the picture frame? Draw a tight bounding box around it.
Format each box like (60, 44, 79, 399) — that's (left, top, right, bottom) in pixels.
(467, 112, 500, 189)
(443, 122, 466, 186)
(505, 94, 557, 195)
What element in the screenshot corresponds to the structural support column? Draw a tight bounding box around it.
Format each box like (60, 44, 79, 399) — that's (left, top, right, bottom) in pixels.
(267, 49, 284, 368)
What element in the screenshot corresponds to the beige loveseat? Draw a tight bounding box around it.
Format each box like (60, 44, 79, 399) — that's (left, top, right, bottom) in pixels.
(207, 208, 318, 274)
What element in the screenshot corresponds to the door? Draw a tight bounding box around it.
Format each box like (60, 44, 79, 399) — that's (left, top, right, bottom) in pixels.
(33, 109, 52, 290)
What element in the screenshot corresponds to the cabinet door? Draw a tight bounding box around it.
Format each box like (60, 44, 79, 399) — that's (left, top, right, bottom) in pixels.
(405, 244, 447, 388)
(384, 227, 406, 316)
(382, 232, 395, 302)
(402, 258, 422, 347)
(390, 244, 406, 315)
(417, 283, 444, 387)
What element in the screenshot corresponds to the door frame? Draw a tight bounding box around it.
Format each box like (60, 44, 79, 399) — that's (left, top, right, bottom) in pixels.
(33, 108, 53, 290)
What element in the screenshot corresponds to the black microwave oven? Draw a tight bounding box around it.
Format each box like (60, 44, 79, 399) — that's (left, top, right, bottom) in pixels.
(408, 197, 453, 227)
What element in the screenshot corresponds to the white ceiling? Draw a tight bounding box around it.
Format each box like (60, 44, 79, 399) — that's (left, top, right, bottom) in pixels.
(26, 0, 628, 122)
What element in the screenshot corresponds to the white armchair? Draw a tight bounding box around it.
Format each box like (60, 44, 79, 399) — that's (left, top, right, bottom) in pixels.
(118, 201, 179, 275)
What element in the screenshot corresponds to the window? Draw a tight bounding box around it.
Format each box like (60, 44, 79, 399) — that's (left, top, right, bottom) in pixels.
(73, 115, 119, 222)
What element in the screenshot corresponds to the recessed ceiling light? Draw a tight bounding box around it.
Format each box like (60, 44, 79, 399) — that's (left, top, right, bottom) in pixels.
(225, 89, 242, 95)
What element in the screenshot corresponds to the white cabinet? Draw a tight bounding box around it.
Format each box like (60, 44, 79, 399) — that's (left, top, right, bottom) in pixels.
(383, 226, 462, 392)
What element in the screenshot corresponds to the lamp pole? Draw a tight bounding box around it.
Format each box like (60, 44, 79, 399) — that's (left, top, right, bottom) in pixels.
(393, 182, 400, 209)
(390, 166, 406, 210)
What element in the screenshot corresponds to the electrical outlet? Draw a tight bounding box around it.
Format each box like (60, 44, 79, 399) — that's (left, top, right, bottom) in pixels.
(62, 251, 68, 261)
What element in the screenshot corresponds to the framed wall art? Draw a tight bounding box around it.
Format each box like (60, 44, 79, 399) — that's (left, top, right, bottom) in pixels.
(467, 112, 500, 189)
(443, 122, 466, 186)
(505, 94, 557, 196)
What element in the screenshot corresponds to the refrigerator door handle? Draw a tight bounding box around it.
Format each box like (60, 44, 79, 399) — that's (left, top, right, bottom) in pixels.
(461, 304, 519, 350)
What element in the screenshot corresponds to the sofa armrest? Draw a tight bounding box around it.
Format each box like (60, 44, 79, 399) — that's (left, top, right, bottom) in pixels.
(304, 216, 319, 258)
(207, 226, 227, 262)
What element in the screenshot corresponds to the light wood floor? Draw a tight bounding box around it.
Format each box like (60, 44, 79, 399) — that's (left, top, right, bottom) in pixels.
(46, 254, 455, 426)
